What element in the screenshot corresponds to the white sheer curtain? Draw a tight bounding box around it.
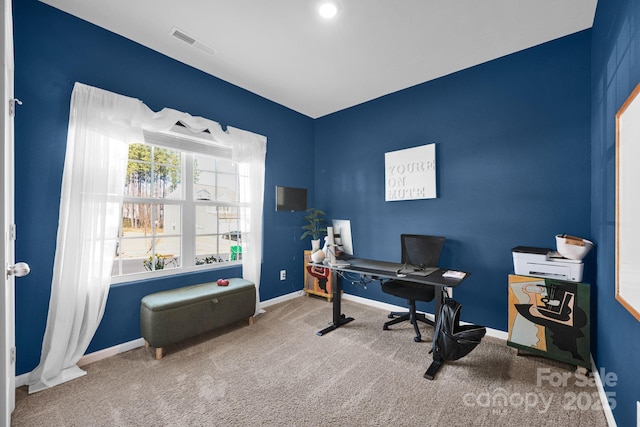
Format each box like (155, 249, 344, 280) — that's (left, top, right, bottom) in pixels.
(229, 126, 267, 315)
(28, 83, 142, 393)
(28, 84, 267, 393)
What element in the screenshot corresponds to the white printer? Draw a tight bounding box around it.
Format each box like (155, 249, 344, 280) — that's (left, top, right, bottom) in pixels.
(512, 246, 584, 282)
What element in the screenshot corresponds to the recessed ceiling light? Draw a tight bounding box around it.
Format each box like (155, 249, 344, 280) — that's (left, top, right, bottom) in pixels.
(318, 1, 339, 19)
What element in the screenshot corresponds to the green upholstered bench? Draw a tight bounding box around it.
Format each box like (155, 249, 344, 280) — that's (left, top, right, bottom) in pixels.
(140, 278, 256, 359)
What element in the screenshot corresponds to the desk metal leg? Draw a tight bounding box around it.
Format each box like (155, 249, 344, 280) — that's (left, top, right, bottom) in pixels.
(317, 313, 355, 336)
(424, 288, 447, 380)
(423, 356, 443, 380)
(434, 290, 443, 325)
(317, 270, 354, 336)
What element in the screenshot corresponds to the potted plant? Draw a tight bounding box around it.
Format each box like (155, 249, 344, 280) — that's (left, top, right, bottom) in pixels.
(143, 254, 177, 271)
(301, 208, 327, 253)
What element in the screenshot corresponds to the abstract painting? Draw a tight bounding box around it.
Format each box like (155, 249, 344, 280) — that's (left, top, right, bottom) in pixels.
(508, 275, 590, 368)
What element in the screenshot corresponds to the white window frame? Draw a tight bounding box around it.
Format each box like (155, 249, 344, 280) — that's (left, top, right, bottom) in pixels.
(111, 127, 243, 284)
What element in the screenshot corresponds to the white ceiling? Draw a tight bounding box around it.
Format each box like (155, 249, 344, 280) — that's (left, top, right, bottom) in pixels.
(39, 0, 598, 118)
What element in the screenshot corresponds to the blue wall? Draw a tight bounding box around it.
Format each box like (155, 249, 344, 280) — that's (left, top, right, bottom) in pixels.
(19, 3, 638, 425)
(315, 31, 592, 331)
(591, 0, 640, 425)
(13, 1, 315, 374)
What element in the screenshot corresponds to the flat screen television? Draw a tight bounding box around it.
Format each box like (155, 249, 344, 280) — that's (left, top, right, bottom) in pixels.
(275, 186, 307, 212)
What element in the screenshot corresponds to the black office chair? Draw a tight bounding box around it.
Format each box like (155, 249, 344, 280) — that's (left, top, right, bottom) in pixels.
(382, 234, 445, 342)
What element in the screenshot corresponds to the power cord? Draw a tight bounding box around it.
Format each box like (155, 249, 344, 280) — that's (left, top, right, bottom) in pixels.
(337, 270, 384, 290)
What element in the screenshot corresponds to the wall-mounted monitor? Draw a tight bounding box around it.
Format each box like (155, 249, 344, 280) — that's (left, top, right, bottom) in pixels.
(275, 186, 307, 212)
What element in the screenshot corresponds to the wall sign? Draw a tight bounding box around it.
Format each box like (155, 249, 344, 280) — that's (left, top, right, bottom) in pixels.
(385, 143, 436, 201)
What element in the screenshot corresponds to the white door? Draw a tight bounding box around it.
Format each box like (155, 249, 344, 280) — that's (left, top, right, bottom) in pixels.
(2, 0, 28, 424)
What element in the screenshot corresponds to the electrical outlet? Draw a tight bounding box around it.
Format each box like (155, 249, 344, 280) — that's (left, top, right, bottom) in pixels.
(280, 270, 286, 281)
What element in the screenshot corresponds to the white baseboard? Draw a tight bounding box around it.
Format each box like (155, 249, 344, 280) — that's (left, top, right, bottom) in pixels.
(259, 290, 304, 309)
(77, 338, 146, 367)
(14, 338, 147, 388)
(342, 293, 509, 340)
(590, 354, 618, 427)
(343, 293, 409, 314)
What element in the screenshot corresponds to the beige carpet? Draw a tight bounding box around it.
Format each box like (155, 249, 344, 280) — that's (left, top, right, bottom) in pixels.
(12, 296, 608, 426)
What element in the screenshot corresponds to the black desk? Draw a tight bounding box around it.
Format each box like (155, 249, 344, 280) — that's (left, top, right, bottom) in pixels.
(313, 258, 470, 380)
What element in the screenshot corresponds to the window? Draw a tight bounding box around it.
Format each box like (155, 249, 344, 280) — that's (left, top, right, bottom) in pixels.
(112, 130, 246, 280)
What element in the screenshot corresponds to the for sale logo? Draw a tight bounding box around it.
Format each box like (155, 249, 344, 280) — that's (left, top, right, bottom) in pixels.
(462, 367, 617, 415)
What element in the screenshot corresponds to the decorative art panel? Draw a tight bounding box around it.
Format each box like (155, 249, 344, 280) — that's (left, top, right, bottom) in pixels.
(508, 275, 590, 368)
(385, 143, 436, 201)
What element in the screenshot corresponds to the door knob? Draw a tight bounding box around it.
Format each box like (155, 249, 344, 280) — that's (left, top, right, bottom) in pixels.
(7, 262, 30, 278)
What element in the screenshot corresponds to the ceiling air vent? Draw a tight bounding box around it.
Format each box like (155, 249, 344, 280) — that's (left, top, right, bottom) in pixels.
(169, 27, 216, 55)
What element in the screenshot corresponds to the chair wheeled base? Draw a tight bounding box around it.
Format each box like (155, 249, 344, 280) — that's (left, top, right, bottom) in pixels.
(383, 300, 434, 342)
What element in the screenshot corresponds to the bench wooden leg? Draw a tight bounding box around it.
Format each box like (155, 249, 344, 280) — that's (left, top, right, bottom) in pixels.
(248, 316, 254, 326)
(144, 340, 150, 348)
(155, 347, 163, 360)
